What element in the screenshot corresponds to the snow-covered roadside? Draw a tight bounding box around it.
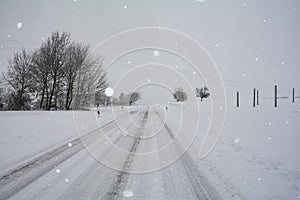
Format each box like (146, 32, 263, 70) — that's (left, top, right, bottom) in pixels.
(0, 107, 137, 176)
(185, 99, 300, 200)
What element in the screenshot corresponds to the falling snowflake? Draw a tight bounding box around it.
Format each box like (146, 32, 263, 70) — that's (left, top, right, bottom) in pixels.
(17, 22, 23, 29)
(8, 34, 11, 38)
(123, 5, 127, 9)
(255, 57, 258, 61)
(281, 61, 285, 65)
(192, 71, 196, 75)
(258, 178, 262, 181)
(267, 137, 271, 141)
(56, 169, 61, 173)
(68, 143, 72, 147)
(123, 190, 134, 197)
(153, 50, 160, 57)
(147, 78, 151, 82)
(215, 44, 219, 47)
(65, 178, 70, 183)
(127, 60, 131, 64)
(105, 87, 114, 97)
(234, 138, 240, 144)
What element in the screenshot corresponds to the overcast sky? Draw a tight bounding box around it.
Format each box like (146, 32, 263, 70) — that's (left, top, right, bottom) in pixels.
(0, 0, 299, 104)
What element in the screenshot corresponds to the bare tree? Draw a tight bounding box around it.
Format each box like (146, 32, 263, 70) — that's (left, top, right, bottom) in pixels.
(196, 86, 210, 101)
(31, 50, 50, 110)
(2, 31, 109, 111)
(129, 92, 142, 105)
(118, 92, 129, 105)
(3, 49, 34, 110)
(37, 31, 71, 110)
(0, 78, 6, 110)
(173, 87, 188, 102)
(63, 43, 89, 110)
(73, 56, 108, 109)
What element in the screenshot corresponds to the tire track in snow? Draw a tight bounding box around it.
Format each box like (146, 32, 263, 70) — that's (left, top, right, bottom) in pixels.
(55, 110, 148, 200)
(0, 111, 137, 200)
(101, 109, 149, 200)
(155, 110, 222, 200)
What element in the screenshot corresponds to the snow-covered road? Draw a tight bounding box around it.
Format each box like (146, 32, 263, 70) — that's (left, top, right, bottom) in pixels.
(0, 107, 221, 200)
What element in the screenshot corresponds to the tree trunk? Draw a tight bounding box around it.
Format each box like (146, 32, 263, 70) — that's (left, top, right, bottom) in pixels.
(40, 79, 47, 109)
(48, 76, 56, 111)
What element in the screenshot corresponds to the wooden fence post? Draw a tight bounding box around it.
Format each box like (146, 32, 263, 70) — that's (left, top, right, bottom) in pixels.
(253, 88, 256, 107)
(257, 90, 259, 105)
(292, 88, 295, 103)
(275, 85, 278, 107)
(237, 91, 239, 107)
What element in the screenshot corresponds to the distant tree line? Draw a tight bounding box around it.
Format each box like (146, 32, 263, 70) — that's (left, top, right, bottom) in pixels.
(96, 91, 142, 107)
(0, 31, 108, 111)
(172, 86, 210, 102)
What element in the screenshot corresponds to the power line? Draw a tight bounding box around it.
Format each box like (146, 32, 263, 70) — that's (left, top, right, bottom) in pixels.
(0, 38, 41, 46)
(105, 55, 289, 92)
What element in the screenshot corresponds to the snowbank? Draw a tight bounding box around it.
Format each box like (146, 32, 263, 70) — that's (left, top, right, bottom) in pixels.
(0, 108, 133, 175)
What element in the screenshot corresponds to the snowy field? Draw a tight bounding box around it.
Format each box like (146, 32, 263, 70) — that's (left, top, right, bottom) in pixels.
(0, 106, 137, 175)
(193, 99, 300, 199)
(0, 101, 299, 199)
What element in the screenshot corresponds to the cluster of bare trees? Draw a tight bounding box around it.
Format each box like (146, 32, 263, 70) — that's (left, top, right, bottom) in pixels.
(172, 86, 210, 102)
(110, 92, 142, 106)
(0, 31, 108, 111)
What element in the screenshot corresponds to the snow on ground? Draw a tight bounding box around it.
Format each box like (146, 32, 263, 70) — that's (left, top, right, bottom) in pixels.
(0, 100, 299, 199)
(184, 99, 300, 200)
(0, 106, 137, 176)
